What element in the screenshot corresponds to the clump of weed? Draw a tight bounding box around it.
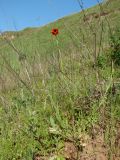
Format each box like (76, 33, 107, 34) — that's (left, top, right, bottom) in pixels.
(95, 29, 120, 69)
(110, 29, 120, 66)
(96, 54, 107, 68)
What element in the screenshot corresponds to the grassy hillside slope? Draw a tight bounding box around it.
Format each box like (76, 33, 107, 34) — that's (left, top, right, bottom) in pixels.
(0, 0, 120, 63)
(0, 0, 120, 159)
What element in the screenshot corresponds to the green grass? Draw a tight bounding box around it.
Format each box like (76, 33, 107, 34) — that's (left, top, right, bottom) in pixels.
(0, 0, 120, 159)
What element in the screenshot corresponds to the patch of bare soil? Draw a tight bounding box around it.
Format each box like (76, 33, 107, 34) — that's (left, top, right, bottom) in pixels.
(64, 141, 78, 160)
(33, 153, 42, 160)
(79, 133, 108, 160)
(61, 128, 108, 160)
(62, 126, 120, 160)
(33, 126, 120, 160)
(84, 8, 120, 22)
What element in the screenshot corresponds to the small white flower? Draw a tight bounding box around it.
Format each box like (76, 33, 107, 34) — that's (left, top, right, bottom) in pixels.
(49, 127, 61, 134)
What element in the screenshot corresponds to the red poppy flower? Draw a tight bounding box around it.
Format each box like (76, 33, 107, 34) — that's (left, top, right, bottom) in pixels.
(51, 28, 59, 36)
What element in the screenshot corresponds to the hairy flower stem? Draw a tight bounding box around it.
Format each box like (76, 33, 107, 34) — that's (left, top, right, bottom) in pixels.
(56, 37, 63, 72)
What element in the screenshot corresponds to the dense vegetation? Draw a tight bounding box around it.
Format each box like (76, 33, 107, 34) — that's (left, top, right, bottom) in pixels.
(0, 0, 120, 159)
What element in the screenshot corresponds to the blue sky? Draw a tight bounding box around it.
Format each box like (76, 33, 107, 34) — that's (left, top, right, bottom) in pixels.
(0, 0, 101, 32)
